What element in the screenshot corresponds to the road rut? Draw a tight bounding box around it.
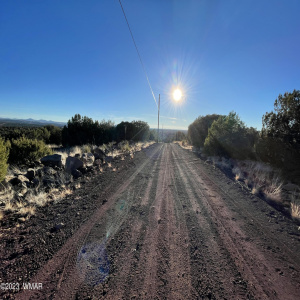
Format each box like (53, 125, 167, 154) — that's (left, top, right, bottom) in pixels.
(13, 143, 300, 299)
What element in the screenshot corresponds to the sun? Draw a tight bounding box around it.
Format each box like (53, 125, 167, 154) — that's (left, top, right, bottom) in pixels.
(173, 88, 182, 102)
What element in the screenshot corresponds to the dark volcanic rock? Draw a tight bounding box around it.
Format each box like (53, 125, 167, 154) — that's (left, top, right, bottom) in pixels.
(26, 168, 35, 181)
(71, 169, 82, 179)
(41, 154, 65, 168)
(65, 157, 84, 174)
(92, 147, 106, 161)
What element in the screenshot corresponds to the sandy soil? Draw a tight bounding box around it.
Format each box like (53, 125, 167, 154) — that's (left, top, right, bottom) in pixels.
(1, 143, 300, 299)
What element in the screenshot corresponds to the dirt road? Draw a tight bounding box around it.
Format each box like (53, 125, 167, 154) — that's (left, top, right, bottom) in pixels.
(4, 143, 300, 299)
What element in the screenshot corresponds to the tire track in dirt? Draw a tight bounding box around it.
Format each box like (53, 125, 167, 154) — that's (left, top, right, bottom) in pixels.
(14, 143, 300, 299)
(123, 144, 193, 299)
(56, 145, 165, 300)
(171, 146, 251, 299)
(171, 143, 300, 299)
(101, 145, 165, 300)
(192, 157, 300, 267)
(15, 145, 163, 300)
(139, 144, 171, 299)
(172, 145, 275, 298)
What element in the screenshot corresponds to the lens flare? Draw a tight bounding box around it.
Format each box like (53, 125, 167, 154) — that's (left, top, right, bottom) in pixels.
(77, 240, 110, 286)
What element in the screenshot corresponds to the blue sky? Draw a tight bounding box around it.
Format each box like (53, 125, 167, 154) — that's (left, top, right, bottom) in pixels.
(0, 0, 299, 130)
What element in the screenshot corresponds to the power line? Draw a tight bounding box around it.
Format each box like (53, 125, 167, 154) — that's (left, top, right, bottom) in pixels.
(118, 0, 158, 108)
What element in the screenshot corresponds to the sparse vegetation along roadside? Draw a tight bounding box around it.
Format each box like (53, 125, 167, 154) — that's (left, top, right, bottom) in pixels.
(184, 89, 300, 223)
(0, 139, 154, 227)
(178, 147, 300, 222)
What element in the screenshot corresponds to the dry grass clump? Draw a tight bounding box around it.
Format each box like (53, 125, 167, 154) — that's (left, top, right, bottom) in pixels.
(26, 191, 49, 207)
(291, 202, 300, 219)
(262, 176, 283, 202)
(60, 144, 92, 157)
(133, 141, 155, 152)
(0, 187, 14, 204)
(290, 192, 300, 220)
(99, 144, 108, 153)
(49, 188, 73, 203)
(174, 140, 193, 150)
(232, 166, 243, 181)
(134, 142, 143, 152)
(15, 201, 24, 209)
(3, 200, 35, 218)
(74, 182, 81, 190)
(68, 146, 82, 157)
(234, 160, 283, 202)
(4, 201, 16, 213)
(119, 141, 131, 153)
(17, 206, 36, 217)
(6, 165, 26, 176)
(81, 144, 92, 153)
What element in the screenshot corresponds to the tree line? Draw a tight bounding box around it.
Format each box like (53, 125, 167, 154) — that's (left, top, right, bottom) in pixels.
(0, 115, 152, 180)
(0, 116, 153, 148)
(0, 125, 62, 145)
(188, 90, 300, 182)
(61, 115, 151, 146)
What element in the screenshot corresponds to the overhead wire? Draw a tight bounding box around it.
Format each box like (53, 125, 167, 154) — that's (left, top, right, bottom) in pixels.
(118, 0, 158, 108)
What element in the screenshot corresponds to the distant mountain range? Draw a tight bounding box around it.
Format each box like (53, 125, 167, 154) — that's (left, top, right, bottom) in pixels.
(0, 117, 66, 127)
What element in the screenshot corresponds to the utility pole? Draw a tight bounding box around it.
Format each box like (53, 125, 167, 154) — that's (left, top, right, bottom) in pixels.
(157, 94, 160, 143)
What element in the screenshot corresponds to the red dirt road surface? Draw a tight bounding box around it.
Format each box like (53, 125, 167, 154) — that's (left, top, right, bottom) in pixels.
(2, 143, 300, 299)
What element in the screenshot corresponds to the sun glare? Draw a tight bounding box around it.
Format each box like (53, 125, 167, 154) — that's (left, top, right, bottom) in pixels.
(173, 88, 182, 102)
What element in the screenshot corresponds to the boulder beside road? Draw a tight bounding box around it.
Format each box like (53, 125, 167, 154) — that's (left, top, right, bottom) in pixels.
(92, 147, 106, 161)
(65, 156, 84, 174)
(41, 154, 65, 168)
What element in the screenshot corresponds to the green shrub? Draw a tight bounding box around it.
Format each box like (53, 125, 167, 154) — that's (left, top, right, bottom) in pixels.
(0, 137, 10, 182)
(9, 137, 52, 164)
(259, 90, 300, 184)
(204, 112, 256, 159)
(188, 114, 222, 148)
(44, 125, 62, 145)
(255, 136, 300, 183)
(262, 90, 300, 145)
